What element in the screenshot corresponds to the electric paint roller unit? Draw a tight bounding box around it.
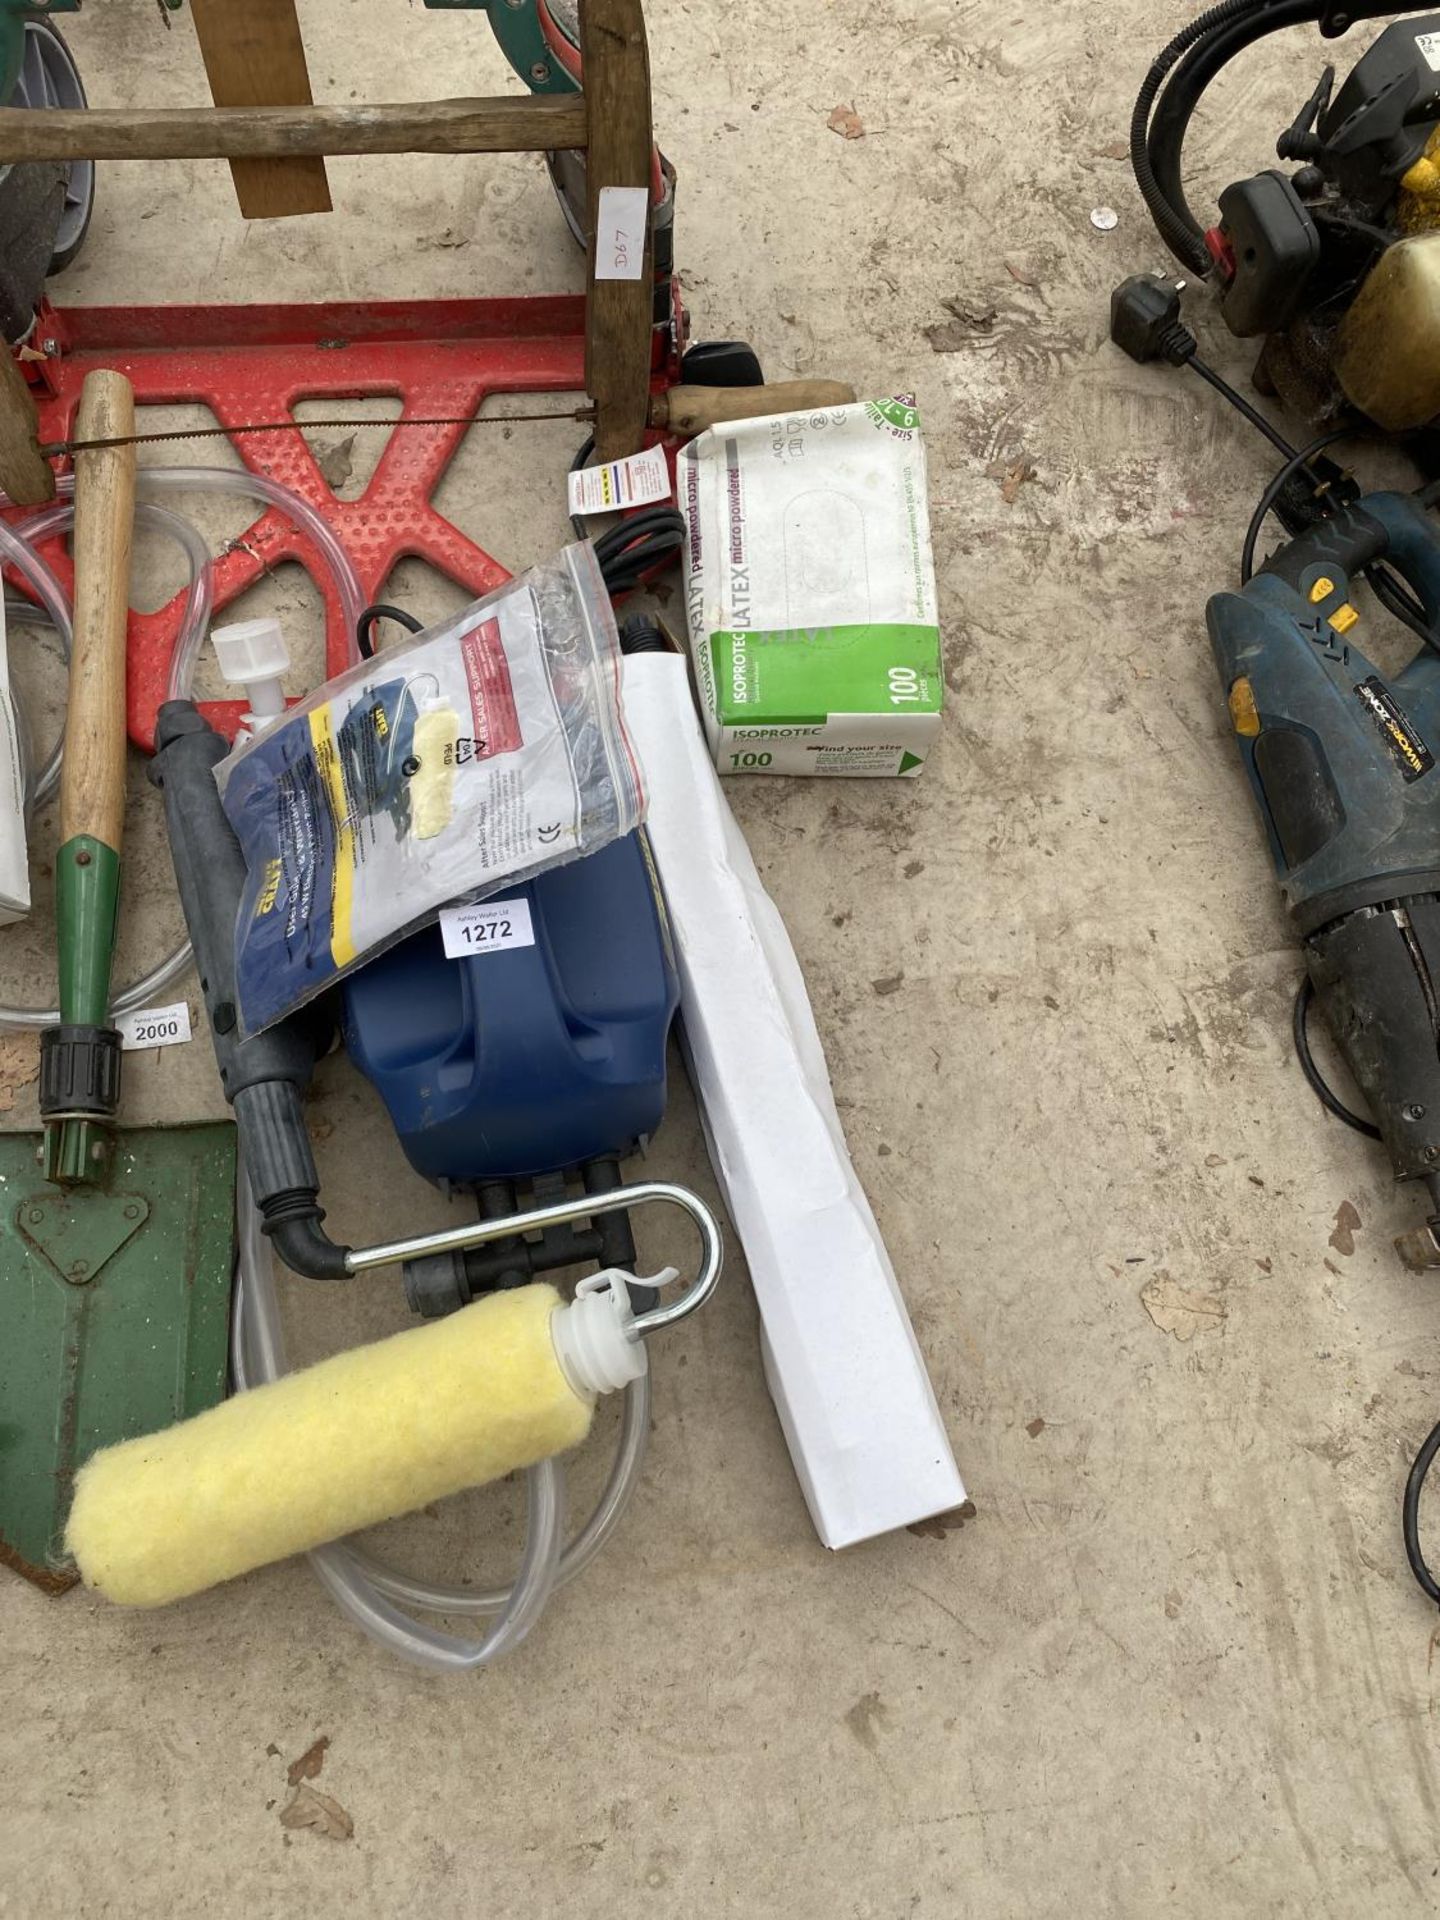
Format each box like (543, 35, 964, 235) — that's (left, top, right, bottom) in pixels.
(1110, 270, 1440, 1604)
(1130, 3, 1440, 446)
(63, 672, 721, 1654)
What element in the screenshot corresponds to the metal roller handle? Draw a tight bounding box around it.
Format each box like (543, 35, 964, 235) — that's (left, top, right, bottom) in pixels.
(345, 1179, 723, 1337)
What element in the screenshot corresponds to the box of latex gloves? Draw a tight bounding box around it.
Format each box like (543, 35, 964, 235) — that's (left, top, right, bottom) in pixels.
(680, 396, 943, 777)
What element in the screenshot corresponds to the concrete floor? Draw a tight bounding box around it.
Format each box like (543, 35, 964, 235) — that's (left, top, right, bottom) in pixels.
(4, 0, 1440, 1911)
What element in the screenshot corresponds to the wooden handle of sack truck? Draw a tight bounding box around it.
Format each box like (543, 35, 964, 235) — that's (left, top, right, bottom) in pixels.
(62, 370, 136, 854)
(650, 381, 857, 437)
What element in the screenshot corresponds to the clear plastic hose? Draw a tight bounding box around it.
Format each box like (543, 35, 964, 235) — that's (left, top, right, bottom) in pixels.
(16, 489, 216, 771)
(0, 468, 364, 1027)
(0, 498, 211, 1027)
(12, 463, 366, 699)
(0, 519, 73, 810)
(341, 1367, 652, 1614)
(231, 1173, 651, 1670)
(141, 467, 365, 699)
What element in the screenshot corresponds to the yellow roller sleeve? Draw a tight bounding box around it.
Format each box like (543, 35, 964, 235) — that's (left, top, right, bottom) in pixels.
(67, 1282, 592, 1608)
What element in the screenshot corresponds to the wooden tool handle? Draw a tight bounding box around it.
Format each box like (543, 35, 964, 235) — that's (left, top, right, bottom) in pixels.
(652, 381, 858, 437)
(189, 0, 332, 219)
(63, 371, 136, 853)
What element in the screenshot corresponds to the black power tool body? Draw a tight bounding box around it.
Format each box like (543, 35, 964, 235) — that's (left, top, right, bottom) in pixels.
(1209, 490, 1440, 1261)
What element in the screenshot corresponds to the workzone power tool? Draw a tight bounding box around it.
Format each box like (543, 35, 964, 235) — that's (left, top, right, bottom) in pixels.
(1210, 483, 1440, 1607)
(1207, 490, 1440, 1238)
(1111, 268, 1440, 1603)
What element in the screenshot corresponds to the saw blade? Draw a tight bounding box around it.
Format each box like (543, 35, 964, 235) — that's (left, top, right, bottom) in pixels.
(40, 408, 595, 458)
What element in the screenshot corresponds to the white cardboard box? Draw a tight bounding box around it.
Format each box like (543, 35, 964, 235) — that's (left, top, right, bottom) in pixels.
(623, 651, 966, 1546)
(680, 397, 943, 777)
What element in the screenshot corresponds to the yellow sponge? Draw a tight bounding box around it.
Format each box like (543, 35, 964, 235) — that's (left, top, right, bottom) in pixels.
(66, 1282, 592, 1608)
(409, 705, 460, 839)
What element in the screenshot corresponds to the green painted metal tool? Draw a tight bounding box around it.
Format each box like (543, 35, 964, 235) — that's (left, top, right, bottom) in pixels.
(0, 367, 237, 1592)
(0, 1126, 236, 1591)
(38, 369, 132, 1184)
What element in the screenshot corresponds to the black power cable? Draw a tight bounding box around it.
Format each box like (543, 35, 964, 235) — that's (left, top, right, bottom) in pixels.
(1291, 974, 1382, 1140)
(1405, 1418, 1440, 1606)
(1143, 0, 1325, 269)
(591, 509, 685, 596)
(1129, 1, 1432, 274)
(1239, 424, 1356, 582)
(1190, 352, 1305, 467)
(1130, 0, 1298, 275)
(355, 431, 690, 669)
(355, 601, 423, 661)
(1239, 425, 1440, 646)
(570, 436, 684, 596)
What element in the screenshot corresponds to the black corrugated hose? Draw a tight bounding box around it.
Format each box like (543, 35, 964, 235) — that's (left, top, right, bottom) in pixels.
(1130, 0, 1327, 275)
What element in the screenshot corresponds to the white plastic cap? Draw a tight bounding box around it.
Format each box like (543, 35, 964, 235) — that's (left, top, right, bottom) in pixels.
(211, 616, 289, 684)
(550, 1268, 676, 1398)
(211, 617, 290, 723)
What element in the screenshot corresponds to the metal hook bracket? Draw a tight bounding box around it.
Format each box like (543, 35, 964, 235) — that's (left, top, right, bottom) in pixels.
(343, 1179, 722, 1337)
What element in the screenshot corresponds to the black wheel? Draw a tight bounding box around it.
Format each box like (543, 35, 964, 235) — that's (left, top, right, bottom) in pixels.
(680, 341, 765, 386)
(13, 21, 93, 272)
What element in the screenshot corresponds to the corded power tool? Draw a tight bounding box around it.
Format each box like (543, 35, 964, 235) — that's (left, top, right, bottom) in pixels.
(1207, 490, 1440, 1250)
(1111, 262, 1440, 1604)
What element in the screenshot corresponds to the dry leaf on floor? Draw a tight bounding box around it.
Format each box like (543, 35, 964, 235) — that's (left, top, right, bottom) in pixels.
(1094, 139, 1129, 160)
(826, 103, 865, 140)
(925, 300, 997, 352)
(943, 298, 997, 329)
(925, 323, 971, 354)
(985, 457, 1037, 504)
(1004, 258, 1041, 287)
(0, 1031, 41, 1115)
(286, 1735, 330, 1786)
(279, 1782, 352, 1841)
(316, 435, 355, 490)
(1329, 1200, 1362, 1256)
(1001, 459, 1036, 504)
(1140, 1271, 1226, 1342)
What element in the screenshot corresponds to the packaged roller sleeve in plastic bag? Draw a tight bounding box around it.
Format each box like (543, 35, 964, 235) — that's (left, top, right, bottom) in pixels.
(218, 544, 644, 1035)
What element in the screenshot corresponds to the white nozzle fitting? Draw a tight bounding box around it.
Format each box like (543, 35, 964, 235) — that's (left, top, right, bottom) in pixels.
(211, 616, 290, 730)
(551, 1268, 676, 1398)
